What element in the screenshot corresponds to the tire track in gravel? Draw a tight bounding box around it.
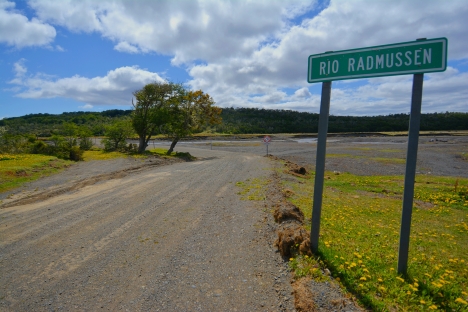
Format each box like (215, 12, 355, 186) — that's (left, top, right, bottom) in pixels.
(0, 148, 294, 311)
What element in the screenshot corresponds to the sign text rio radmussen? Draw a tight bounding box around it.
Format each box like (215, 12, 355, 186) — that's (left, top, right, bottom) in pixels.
(308, 38, 447, 82)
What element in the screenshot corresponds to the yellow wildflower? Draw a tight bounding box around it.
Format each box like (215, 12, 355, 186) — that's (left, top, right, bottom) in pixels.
(428, 305, 437, 310)
(455, 298, 468, 305)
(360, 277, 367, 281)
(378, 278, 383, 282)
(396, 276, 405, 283)
(420, 300, 426, 304)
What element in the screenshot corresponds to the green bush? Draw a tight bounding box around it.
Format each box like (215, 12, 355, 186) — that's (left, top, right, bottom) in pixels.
(69, 146, 84, 161)
(79, 136, 93, 150)
(30, 140, 49, 154)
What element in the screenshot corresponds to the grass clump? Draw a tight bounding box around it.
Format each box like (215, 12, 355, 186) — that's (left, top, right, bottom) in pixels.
(289, 255, 329, 281)
(147, 148, 195, 160)
(0, 153, 72, 192)
(236, 178, 269, 201)
(280, 169, 468, 311)
(82, 150, 131, 161)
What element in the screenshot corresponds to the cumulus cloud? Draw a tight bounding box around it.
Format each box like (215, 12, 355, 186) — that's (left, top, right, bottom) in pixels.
(79, 104, 93, 109)
(10, 64, 165, 106)
(29, 0, 315, 64)
(8, 0, 468, 115)
(186, 0, 468, 114)
(114, 41, 140, 54)
(0, 0, 56, 48)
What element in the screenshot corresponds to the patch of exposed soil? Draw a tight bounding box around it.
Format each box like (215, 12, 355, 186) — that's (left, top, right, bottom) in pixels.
(0, 155, 182, 208)
(292, 278, 316, 312)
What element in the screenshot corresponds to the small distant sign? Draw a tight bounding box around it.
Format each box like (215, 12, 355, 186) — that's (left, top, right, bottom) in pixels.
(308, 38, 447, 82)
(263, 136, 271, 144)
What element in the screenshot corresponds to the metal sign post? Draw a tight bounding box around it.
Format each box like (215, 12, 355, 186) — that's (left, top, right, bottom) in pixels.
(310, 81, 332, 253)
(263, 135, 271, 155)
(398, 72, 424, 274)
(307, 38, 447, 274)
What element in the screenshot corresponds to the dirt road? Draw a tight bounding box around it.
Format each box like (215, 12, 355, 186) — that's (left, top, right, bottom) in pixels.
(0, 148, 295, 311)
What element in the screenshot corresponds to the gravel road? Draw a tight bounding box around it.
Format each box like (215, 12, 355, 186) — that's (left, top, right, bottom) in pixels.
(1, 135, 465, 311)
(0, 148, 295, 311)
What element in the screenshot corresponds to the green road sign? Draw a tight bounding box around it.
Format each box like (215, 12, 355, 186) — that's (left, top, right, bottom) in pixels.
(308, 38, 447, 83)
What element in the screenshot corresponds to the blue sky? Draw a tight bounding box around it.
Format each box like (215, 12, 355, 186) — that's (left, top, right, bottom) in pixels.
(1, 0, 467, 118)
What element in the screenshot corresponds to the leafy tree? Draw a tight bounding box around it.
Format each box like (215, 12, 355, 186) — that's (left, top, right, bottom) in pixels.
(102, 119, 133, 151)
(0, 133, 29, 153)
(61, 122, 79, 149)
(131, 82, 184, 153)
(163, 90, 222, 154)
(78, 126, 94, 150)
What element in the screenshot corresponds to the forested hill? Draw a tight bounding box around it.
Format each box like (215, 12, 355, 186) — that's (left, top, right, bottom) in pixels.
(1, 108, 467, 136)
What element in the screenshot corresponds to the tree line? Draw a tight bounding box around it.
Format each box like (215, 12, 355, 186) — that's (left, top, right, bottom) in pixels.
(3, 108, 466, 137)
(213, 108, 468, 134)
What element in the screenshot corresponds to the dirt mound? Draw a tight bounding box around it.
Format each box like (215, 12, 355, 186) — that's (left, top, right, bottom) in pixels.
(292, 278, 317, 312)
(273, 201, 304, 223)
(268, 155, 308, 176)
(284, 159, 307, 175)
(275, 223, 312, 258)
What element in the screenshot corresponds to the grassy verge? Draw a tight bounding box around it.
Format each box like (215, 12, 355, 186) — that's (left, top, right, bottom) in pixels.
(1, 148, 193, 194)
(0, 154, 72, 193)
(82, 150, 136, 161)
(280, 168, 468, 311)
(147, 148, 195, 160)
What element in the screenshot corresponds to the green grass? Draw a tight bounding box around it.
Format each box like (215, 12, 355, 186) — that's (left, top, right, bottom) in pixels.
(326, 153, 406, 165)
(235, 178, 269, 200)
(0, 153, 72, 193)
(1, 148, 193, 194)
(147, 148, 195, 160)
(281, 169, 468, 311)
(82, 150, 134, 161)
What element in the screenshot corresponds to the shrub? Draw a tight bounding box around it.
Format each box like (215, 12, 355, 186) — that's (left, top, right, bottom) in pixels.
(79, 136, 93, 150)
(31, 140, 49, 154)
(69, 146, 84, 161)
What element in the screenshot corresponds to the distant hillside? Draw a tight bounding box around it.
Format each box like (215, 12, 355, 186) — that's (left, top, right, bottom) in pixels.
(1, 108, 467, 136)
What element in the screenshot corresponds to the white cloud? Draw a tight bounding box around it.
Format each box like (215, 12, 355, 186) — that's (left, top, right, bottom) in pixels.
(293, 87, 311, 99)
(0, 0, 56, 48)
(29, 0, 315, 64)
(13, 58, 27, 76)
(79, 104, 93, 109)
(186, 0, 468, 114)
(10, 64, 165, 106)
(10, 0, 468, 115)
(114, 41, 140, 54)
